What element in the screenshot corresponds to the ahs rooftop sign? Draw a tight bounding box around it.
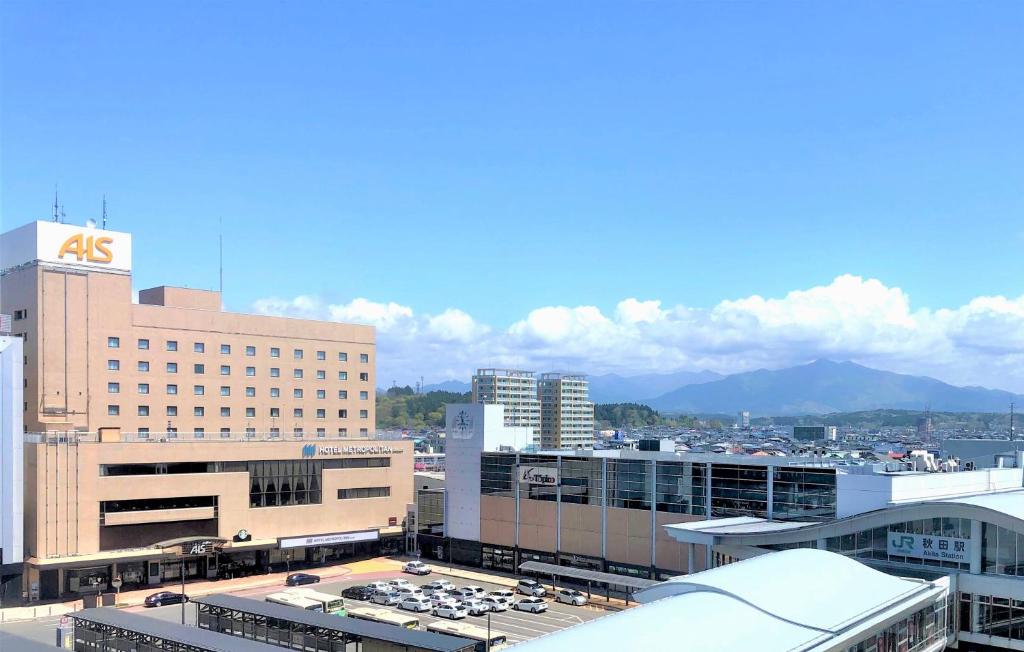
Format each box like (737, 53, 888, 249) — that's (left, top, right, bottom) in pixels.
(0, 221, 132, 273)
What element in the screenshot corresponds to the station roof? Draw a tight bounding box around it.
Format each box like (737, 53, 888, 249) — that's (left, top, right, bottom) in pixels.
(72, 608, 282, 652)
(518, 561, 660, 590)
(194, 594, 475, 652)
(511, 549, 948, 652)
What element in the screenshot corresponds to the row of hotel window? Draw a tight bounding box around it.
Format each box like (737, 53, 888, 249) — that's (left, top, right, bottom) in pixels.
(107, 382, 368, 399)
(107, 405, 369, 418)
(104, 427, 369, 437)
(105, 359, 369, 381)
(108, 337, 370, 363)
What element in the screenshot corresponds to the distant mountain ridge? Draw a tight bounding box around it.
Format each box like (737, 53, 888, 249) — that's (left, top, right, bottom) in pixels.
(647, 360, 1024, 415)
(421, 380, 472, 393)
(588, 370, 722, 403)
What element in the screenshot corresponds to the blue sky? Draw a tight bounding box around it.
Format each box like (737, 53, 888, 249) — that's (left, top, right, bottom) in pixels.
(3, 2, 1023, 389)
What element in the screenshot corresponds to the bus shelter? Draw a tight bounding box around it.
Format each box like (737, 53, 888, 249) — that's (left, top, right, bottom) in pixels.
(518, 560, 660, 604)
(194, 594, 476, 652)
(71, 607, 282, 652)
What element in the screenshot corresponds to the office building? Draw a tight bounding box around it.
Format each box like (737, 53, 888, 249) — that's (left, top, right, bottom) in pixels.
(471, 369, 540, 431)
(0, 220, 376, 436)
(0, 335, 25, 606)
(538, 373, 594, 450)
(793, 425, 837, 441)
(0, 220, 410, 603)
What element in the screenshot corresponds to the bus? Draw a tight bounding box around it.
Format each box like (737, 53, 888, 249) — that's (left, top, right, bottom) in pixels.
(426, 620, 509, 651)
(346, 606, 419, 629)
(265, 592, 324, 612)
(284, 588, 346, 616)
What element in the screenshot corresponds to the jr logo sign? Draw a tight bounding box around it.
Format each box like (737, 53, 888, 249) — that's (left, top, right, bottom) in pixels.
(58, 233, 114, 264)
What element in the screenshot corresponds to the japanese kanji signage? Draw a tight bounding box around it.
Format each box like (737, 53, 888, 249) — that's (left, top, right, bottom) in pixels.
(887, 531, 969, 563)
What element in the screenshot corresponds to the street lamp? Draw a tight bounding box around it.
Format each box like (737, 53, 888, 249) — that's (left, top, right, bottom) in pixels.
(486, 611, 491, 652)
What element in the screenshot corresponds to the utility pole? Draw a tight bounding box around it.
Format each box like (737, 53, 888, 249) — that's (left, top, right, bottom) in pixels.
(1011, 402, 1016, 442)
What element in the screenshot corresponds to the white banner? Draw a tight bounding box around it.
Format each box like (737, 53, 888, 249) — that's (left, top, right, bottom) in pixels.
(518, 465, 559, 486)
(887, 531, 970, 563)
(279, 529, 378, 549)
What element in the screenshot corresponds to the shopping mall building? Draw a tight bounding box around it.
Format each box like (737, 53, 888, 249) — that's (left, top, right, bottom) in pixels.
(0, 220, 412, 603)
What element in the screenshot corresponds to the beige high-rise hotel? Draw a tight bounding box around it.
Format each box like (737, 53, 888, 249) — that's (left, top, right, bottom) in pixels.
(0, 220, 411, 602)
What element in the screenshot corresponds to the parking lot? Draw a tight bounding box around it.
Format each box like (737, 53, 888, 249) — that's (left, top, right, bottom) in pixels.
(0, 563, 609, 648)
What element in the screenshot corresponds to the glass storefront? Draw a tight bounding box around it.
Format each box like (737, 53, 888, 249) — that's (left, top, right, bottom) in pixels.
(772, 467, 836, 520)
(960, 593, 1024, 641)
(846, 596, 949, 652)
(65, 566, 110, 594)
(482, 545, 516, 573)
(982, 524, 1024, 576)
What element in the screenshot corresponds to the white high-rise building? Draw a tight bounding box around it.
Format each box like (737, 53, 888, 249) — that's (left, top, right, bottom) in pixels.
(471, 369, 540, 431)
(538, 373, 594, 450)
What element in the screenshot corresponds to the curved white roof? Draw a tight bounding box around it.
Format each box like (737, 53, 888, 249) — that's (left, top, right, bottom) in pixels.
(637, 549, 932, 632)
(939, 490, 1024, 522)
(514, 549, 947, 652)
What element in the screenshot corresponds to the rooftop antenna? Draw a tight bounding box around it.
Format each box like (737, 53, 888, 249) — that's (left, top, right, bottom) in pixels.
(52, 187, 60, 222)
(102, 195, 108, 229)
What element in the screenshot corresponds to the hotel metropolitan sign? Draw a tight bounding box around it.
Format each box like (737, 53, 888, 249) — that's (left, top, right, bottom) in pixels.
(301, 444, 399, 458)
(887, 531, 970, 563)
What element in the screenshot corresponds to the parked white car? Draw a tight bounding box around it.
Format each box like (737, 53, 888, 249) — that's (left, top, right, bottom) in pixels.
(480, 596, 507, 612)
(455, 586, 486, 600)
(403, 560, 432, 575)
(371, 590, 400, 606)
(423, 579, 456, 593)
(516, 579, 547, 597)
(433, 603, 469, 620)
(460, 598, 490, 616)
(513, 597, 549, 613)
(388, 578, 414, 590)
(394, 586, 424, 599)
(430, 593, 459, 608)
(399, 596, 432, 612)
(366, 581, 390, 593)
(555, 588, 587, 606)
(488, 589, 516, 606)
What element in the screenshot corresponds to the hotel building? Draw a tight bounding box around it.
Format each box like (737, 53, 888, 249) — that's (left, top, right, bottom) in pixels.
(538, 372, 594, 449)
(0, 221, 412, 602)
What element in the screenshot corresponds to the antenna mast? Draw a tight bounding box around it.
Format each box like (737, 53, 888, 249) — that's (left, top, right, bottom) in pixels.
(102, 195, 108, 229)
(1012, 402, 1016, 442)
(52, 187, 60, 222)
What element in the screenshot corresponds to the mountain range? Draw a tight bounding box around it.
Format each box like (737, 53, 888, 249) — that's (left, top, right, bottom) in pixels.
(424, 360, 1024, 416)
(646, 360, 1024, 415)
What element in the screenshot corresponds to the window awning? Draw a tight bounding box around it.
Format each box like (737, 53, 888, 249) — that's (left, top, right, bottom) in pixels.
(518, 561, 661, 590)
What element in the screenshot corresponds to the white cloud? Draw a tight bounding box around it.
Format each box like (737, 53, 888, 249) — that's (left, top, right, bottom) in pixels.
(252, 275, 1024, 392)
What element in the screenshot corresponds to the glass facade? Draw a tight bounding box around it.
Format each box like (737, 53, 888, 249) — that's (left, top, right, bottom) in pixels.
(826, 518, 972, 572)
(416, 490, 445, 536)
(982, 524, 1024, 576)
(960, 592, 1024, 642)
(655, 461, 705, 515)
(247, 460, 322, 507)
(607, 459, 651, 509)
(772, 467, 836, 520)
(561, 457, 603, 505)
(709, 464, 768, 518)
(480, 453, 516, 496)
(845, 596, 950, 652)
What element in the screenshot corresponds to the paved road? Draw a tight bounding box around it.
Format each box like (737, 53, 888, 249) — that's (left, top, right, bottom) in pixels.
(0, 569, 606, 648)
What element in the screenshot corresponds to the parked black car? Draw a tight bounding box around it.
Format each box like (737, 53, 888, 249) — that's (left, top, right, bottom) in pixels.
(144, 591, 188, 607)
(285, 573, 321, 586)
(341, 585, 375, 601)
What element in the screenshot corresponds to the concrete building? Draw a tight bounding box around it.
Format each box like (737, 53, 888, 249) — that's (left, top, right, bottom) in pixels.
(538, 373, 594, 450)
(0, 335, 25, 606)
(736, 411, 750, 429)
(471, 369, 540, 432)
(0, 220, 376, 437)
(0, 220, 410, 603)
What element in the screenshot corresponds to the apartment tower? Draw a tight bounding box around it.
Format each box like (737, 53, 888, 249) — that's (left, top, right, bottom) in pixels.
(538, 372, 594, 449)
(471, 369, 540, 431)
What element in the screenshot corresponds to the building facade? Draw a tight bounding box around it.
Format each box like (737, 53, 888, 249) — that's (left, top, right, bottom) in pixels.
(0, 221, 376, 437)
(23, 433, 411, 602)
(538, 373, 594, 450)
(0, 220, 409, 603)
(0, 335, 25, 606)
(471, 369, 540, 431)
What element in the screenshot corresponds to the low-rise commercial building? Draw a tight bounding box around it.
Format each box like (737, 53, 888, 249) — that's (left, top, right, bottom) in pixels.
(0, 335, 25, 606)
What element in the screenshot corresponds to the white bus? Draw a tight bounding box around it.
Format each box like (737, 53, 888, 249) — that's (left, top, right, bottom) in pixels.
(284, 588, 346, 616)
(426, 620, 509, 651)
(346, 606, 419, 629)
(265, 592, 324, 612)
